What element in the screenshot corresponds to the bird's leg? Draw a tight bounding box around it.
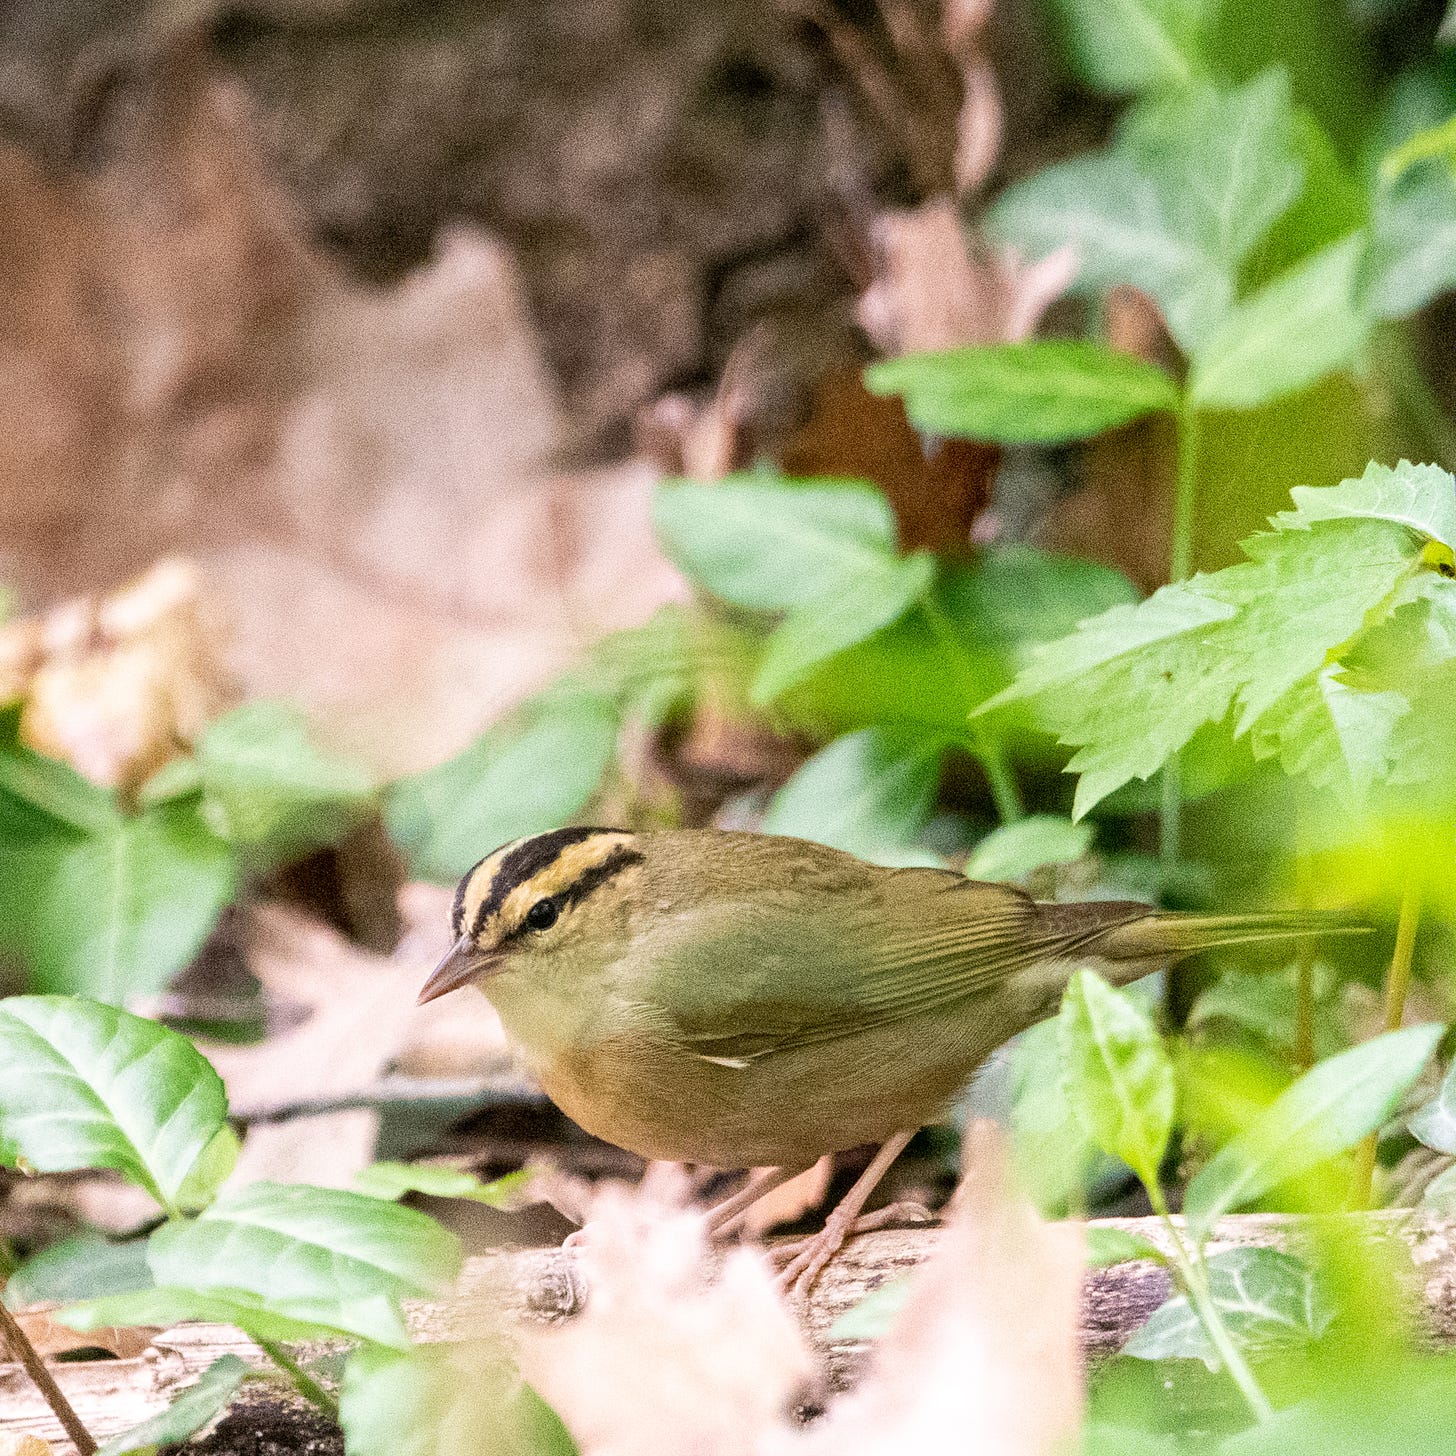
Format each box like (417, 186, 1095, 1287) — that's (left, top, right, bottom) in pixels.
(774, 1130, 917, 1299)
(703, 1165, 804, 1238)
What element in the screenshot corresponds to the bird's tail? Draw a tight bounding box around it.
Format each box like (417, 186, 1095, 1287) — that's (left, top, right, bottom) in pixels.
(1087, 907, 1369, 971)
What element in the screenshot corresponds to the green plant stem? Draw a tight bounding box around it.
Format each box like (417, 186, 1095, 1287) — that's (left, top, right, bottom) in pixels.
(0, 1288, 98, 1454)
(1148, 1194, 1273, 1423)
(920, 593, 1023, 823)
(1352, 878, 1424, 1206)
(256, 1336, 340, 1420)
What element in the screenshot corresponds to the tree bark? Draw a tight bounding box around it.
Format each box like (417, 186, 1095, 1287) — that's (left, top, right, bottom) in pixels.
(5, 1211, 1456, 1451)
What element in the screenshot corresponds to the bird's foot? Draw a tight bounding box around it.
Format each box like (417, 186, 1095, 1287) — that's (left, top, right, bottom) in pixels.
(770, 1201, 935, 1299)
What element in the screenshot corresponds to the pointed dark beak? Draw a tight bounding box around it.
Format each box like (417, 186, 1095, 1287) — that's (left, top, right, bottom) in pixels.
(417, 937, 498, 1006)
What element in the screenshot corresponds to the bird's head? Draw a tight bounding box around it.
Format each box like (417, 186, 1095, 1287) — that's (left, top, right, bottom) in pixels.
(417, 826, 644, 1005)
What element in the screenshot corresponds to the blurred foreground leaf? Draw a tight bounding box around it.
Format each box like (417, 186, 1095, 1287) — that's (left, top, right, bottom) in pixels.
(96, 1354, 248, 1456)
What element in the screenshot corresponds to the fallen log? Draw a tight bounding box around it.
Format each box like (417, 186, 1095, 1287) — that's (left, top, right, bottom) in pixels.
(5, 1212, 1456, 1452)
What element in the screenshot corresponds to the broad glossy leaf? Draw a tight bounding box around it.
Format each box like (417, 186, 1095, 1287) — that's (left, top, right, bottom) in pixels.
(6, 1232, 152, 1309)
(176, 1125, 242, 1211)
(866, 342, 1178, 445)
(1190, 236, 1369, 409)
(1045, 0, 1206, 94)
(1059, 970, 1176, 1192)
(0, 997, 227, 1210)
(1184, 1023, 1444, 1233)
(97, 1355, 248, 1456)
(63, 1286, 365, 1347)
(965, 815, 1093, 882)
(1410, 1057, 1456, 1155)
(751, 552, 935, 702)
(1124, 1247, 1333, 1367)
(0, 738, 118, 835)
(653, 476, 901, 611)
(1010, 1017, 1107, 1216)
(147, 1181, 461, 1347)
(181, 700, 376, 867)
(385, 687, 620, 885)
(341, 1345, 578, 1456)
(762, 727, 944, 866)
(354, 1161, 530, 1207)
(1085, 1225, 1166, 1267)
(0, 799, 236, 1001)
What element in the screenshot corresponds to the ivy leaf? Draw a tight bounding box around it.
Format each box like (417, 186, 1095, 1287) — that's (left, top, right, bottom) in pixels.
(96, 1355, 249, 1456)
(161, 701, 376, 870)
(751, 552, 935, 702)
(865, 342, 1179, 445)
(1184, 1023, 1444, 1234)
(1190, 236, 1370, 409)
(1410, 1057, 1456, 1155)
(340, 1345, 578, 1456)
(761, 727, 944, 866)
(0, 998, 228, 1212)
(1059, 969, 1176, 1194)
(652, 477, 903, 611)
(144, 1181, 462, 1347)
(385, 686, 620, 885)
(0, 798, 236, 1001)
(1044, 0, 1206, 95)
(1123, 1247, 1334, 1367)
(1085, 1225, 1166, 1268)
(965, 815, 1093, 882)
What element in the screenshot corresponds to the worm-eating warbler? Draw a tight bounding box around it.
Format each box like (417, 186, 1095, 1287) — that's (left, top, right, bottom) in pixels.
(419, 825, 1345, 1169)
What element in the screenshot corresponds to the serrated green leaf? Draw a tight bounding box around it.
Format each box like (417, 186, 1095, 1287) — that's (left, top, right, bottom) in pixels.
(751, 552, 934, 702)
(1184, 1024, 1444, 1233)
(865, 342, 1179, 445)
(1045, 0, 1206, 94)
(340, 1345, 578, 1456)
(965, 815, 1093, 882)
(1190, 235, 1369, 409)
(761, 727, 944, 866)
(354, 1161, 531, 1208)
(385, 687, 620, 885)
(1123, 1247, 1333, 1367)
(1274, 459, 1456, 545)
(96, 1354, 248, 1456)
(0, 799, 236, 1001)
(182, 701, 376, 868)
(653, 477, 901, 611)
(0, 997, 227, 1210)
(1410, 1057, 1456, 1155)
(1085, 1225, 1166, 1267)
(144, 1181, 461, 1348)
(1059, 970, 1175, 1193)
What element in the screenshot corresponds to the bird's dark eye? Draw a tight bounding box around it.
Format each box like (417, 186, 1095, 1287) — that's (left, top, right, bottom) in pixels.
(525, 898, 560, 931)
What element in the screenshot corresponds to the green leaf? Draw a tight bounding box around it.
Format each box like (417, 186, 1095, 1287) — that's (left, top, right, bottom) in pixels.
(761, 727, 944, 867)
(63, 1286, 367, 1348)
(865, 342, 1179, 445)
(1010, 1017, 1107, 1216)
(751, 552, 935, 702)
(340, 1345, 578, 1456)
(1363, 167, 1456, 318)
(965, 815, 1093, 882)
(177, 701, 376, 868)
(0, 997, 227, 1210)
(1382, 115, 1456, 182)
(145, 1181, 462, 1348)
(1085, 1226, 1166, 1268)
(385, 687, 620, 885)
(1190, 236, 1370, 409)
(989, 73, 1304, 353)
(1059, 970, 1176, 1193)
(6, 1232, 152, 1309)
(1045, 0, 1206, 94)
(0, 739, 119, 835)
(1184, 1023, 1444, 1233)
(175, 1125, 242, 1211)
(653, 476, 902, 611)
(1123, 1247, 1333, 1367)
(983, 462, 1453, 816)
(96, 1355, 248, 1456)
(1410, 1058, 1456, 1155)
(828, 1276, 911, 1339)
(0, 799, 237, 1001)
(354, 1161, 530, 1208)
(1189, 964, 1348, 1062)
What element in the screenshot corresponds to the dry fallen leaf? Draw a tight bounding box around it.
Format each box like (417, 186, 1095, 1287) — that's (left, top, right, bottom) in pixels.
(0, 1434, 56, 1456)
(11, 1305, 154, 1363)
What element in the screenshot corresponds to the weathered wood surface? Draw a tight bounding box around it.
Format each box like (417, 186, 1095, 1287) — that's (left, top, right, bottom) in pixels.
(5, 1212, 1456, 1450)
